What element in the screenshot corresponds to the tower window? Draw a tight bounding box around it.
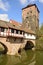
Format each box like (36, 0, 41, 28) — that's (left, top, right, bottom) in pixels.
(30, 11, 32, 13)
(28, 24, 29, 27)
(27, 12, 29, 14)
(26, 16, 28, 19)
(37, 18, 39, 22)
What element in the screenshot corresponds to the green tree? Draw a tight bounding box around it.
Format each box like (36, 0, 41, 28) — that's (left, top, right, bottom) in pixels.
(36, 24, 43, 50)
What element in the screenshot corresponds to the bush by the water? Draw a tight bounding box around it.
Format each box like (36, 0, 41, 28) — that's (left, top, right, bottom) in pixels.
(36, 24, 43, 50)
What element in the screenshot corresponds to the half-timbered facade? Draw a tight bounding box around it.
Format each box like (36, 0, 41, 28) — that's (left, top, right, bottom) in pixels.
(0, 4, 39, 55)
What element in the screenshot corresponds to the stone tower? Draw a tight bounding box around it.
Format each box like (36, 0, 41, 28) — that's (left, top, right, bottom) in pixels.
(22, 4, 40, 32)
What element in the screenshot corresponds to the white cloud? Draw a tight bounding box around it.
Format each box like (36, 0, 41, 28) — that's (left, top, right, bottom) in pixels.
(20, 0, 27, 4)
(28, 0, 43, 3)
(20, 0, 43, 5)
(39, 0, 43, 3)
(28, 0, 36, 3)
(19, 0, 37, 5)
(0, 0, 10, 11)
(20, 0, 36, 5)
(0, 14, 9, 22)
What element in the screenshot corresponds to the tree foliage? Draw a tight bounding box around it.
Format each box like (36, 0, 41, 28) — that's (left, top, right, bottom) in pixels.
(36, 24, 43, 50)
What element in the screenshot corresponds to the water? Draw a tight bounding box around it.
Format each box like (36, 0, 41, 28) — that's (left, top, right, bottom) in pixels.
(0, 50, 43, 65)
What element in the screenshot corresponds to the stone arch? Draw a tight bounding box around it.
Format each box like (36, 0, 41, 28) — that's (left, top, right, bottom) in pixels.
(24, 41, 34, 50)
(0, 42, 8, 54)
(18, 48, 21, 54)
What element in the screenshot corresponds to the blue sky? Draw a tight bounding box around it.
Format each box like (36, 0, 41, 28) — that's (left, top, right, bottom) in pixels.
(0, 0, 43, 25)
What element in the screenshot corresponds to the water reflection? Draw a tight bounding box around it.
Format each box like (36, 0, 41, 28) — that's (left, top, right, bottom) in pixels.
(0, 50, 36, 65)
(0, 55, 8, 65)
(35, 51, 43, 65)
(0, 50, 43, 65)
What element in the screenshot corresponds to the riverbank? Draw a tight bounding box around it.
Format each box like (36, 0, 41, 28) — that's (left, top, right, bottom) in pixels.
(0, 49, 43, 65)
(35, 34, 43, 51)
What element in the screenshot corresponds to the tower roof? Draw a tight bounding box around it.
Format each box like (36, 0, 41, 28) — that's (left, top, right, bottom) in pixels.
(22, 4, 40, 13)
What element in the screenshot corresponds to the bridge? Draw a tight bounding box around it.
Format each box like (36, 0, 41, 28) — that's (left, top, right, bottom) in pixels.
(0, 31, 36, 55)
(0, 19, 36, 55)
(0, 42, 8, 54)
(0, 3, 39, 55)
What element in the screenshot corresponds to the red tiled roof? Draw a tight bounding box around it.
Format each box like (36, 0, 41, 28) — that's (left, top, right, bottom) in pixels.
(0, 20, 35, 34)
(24, 29, 36, 34)
(20, 26, 36, 34)
(10, 19, 35, 34)
(10, 19, 21, 26)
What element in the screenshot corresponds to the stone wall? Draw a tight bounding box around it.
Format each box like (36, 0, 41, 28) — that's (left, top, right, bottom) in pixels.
(22, 5, 39, 32)
(0, 37, 35, 55)
(0, 37, 24, 55)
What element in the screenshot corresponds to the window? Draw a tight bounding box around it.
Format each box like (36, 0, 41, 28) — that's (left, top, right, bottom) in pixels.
(27, 12, 29, 14)
(37, 18, 39, 22)
(27, 33, 29, 36)
(20, 31, 22, 34)
(30, 11, 32, 13)
(31, 34, 32, 36)
(26, 16, 28, 19)
(23, 32, 25, 35)
(28, 24, 29, 27)
(33, 15, 36, 19)
(11, 29, 14, 33)
(16, 30, 18, 34)
(14, 38, 16, 41)
(1, 27, 5, 32)
(21, 39, 23, 42)
(30, 8, 32, 13)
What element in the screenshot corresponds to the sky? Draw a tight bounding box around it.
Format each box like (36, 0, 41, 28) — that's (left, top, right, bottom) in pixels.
(0, 0, 43, 25)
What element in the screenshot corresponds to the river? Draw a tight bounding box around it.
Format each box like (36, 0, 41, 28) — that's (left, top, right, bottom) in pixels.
(0, 50, 43, 65)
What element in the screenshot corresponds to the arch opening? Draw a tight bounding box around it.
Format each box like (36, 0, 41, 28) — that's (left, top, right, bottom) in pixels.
(0, 42, 8, 55)
(18, 48, 21, 54)
(24, 41, 34, 50)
